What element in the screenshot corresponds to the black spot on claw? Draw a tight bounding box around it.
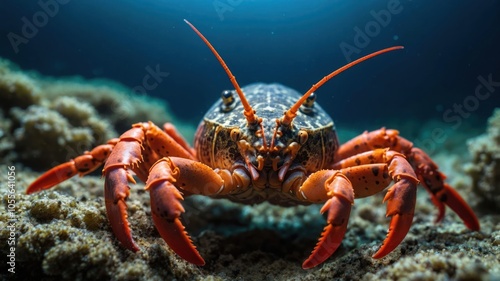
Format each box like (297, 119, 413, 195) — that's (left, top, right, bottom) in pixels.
(372, 166, 379, 176)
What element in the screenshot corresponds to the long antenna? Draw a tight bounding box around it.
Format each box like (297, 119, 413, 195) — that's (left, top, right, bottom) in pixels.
(281, 46, 404, 126)
(184, 19, 258, 125)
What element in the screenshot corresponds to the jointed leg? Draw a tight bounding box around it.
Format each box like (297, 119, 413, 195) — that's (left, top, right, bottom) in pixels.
(298, 149, 418, 268)
(163, 123, 196, 157)
(101, 122, 200, 252)
(145, 157, 251, 265)
(27, 122, 204, 254)
(300, 171, 354, 269)
(334, 128, 413, 160)
(27, 138, 119, 194)
(332, 149, 419, 258)
(334, 128, 480, 231)
(410, 148, 479, 230)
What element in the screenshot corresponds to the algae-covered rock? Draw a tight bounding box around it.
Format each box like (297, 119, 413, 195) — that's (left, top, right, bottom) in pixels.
(0, 108, 15, 164)
(465, 108, 500, 212)
(0, 58, 41, 110)
(0, 57, 194, 170)
(10, 105, 105, 168)
(39, 79, 179, 134)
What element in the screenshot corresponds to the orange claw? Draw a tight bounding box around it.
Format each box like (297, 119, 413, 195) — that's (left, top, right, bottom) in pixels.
(143, 157, 230, 265)
(27, 161, 78, 194)
(371, 153, 418, 259)
(372, 213, 413, 258)
(302, 172, 354, 269)
(438, 184, 480, 231)
(147, 161, 205, 265)
(411, 148, 480, 231)
(302, 199, 351, 269)
(104, 168, 140, 252)
(373, 176, 417, 259)
(151, 216, 204, 265)
(143, 156, 238, 265)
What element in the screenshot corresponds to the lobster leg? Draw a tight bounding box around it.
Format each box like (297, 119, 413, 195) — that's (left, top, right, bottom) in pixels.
(299, 171, 354, 269)
(335, 128, 480, 231)
(163, 123, 196, 157)
(102, 124, 148, 252)
(146, 157, 250, 265)
(410, 148, 480, 231)
(26, 138, 119, 194)
(298, 150, 418, 268)
(332, 149, 418, 259)
(334, 128, 413, 160)
(102, 122, 199, 252)
(371, 153, 418, 258)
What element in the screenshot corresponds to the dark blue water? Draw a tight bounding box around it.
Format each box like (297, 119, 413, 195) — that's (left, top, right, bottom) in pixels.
(1, 0, 499, 130)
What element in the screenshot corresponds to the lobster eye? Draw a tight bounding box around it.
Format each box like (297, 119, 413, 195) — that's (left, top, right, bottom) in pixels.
(299, 92, 316, 114)
(220, 90, 236, 112)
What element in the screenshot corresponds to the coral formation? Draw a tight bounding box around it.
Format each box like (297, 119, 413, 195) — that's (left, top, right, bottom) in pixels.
(11, 104, 112, 168)
(39, 79, 182, 134)
(0, 58, 193, 169)
(465, 108, 500, 212)
(0, 58, 41, 110)
(0, 108, 15, 164)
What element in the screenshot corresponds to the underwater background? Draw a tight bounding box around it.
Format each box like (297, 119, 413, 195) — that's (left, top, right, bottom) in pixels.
(1, 0, 499, 129)
(1, 1, 500, 280)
